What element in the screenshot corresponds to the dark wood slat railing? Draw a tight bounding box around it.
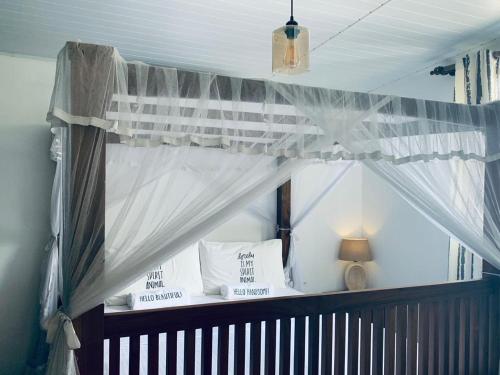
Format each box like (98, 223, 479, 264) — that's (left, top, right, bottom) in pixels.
(167, 331, 177, 374)
(78, 279, 500, 375)
(202, 327, 213, 375)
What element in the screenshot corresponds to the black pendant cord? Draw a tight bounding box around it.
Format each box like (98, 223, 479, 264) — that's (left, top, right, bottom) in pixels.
(287, 0, 297, 25)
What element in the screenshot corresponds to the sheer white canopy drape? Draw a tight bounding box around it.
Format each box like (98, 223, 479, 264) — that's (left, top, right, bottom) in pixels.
(40, 128, 65, 328)
(273, 82, 500, 271)
(43, 42, 500, 374)
(45, 43, 314, 374)
(77, 145, 301, 317)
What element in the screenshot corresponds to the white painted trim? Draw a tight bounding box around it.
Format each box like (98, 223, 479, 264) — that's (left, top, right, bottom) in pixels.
(105, 112, 324, 135)
(125, 129, 278, 144)
(111, 94, 305, 117)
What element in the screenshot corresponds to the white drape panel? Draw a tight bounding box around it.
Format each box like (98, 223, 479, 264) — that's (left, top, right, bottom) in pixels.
(274, 80, 500, 269)
(70, 148, 307, 318)
(40, 128, 65, 328)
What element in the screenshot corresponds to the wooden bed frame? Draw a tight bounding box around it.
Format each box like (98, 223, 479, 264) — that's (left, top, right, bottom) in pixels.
(63, 44, 499, 373)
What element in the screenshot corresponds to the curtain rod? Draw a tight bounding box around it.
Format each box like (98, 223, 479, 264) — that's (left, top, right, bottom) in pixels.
(430, 51, 500, 76)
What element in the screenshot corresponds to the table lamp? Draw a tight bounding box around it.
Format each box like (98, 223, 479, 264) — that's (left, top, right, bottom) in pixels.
(339, 238, 372, 290)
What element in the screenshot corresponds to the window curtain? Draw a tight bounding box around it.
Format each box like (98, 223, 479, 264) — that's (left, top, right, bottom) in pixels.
(455, 49, 500, 105)
(451, 49, 500, 280)
(273, 82, 500, 272)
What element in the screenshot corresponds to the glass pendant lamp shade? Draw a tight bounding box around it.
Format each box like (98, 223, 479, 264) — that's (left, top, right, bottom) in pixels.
(272, 22, 309, 75)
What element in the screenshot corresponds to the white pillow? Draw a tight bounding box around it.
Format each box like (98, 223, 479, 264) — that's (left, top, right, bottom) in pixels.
(199, 239, 286, 294)
(108, 243, 204, 305)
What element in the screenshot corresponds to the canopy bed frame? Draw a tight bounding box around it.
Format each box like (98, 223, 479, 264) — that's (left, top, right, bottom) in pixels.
(46, 42, 500, 375)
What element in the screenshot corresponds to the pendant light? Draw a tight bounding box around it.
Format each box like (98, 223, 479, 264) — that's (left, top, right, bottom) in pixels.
(272, 0, 309, 75)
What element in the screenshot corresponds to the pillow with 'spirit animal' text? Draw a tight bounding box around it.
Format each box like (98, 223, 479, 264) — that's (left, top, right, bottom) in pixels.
(106, 242, 203, 306)
(199, 239, 285, 295)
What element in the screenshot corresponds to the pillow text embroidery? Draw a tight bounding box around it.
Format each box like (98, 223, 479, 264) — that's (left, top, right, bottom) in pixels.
(145, 266, 165, 289)
(238, 251, 255, 283)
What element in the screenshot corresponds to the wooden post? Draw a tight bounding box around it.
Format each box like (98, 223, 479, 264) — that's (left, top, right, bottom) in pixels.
(277, 180, 291, 266)
(64, 42, 111, 375)
(69, 125, 106, 375)
(73, 304, 104, 374)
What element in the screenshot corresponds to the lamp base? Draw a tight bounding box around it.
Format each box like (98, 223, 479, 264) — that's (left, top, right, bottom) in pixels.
(344, 262, 367, 291)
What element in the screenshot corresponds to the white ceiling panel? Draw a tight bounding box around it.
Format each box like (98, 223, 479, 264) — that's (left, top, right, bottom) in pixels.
(1, 0, 499, 94)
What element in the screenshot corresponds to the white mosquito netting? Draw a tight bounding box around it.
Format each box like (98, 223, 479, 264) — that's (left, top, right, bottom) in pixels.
(42, 42, 500, 374)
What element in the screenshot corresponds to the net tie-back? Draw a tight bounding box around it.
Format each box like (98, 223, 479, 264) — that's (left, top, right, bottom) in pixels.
(46, 311, 80, 350)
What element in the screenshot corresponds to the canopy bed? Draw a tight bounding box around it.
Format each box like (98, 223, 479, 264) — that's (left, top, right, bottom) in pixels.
(42, 42, 499, 374)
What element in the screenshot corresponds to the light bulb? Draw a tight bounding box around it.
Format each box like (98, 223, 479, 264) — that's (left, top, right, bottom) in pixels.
(283, 38, 300, 68)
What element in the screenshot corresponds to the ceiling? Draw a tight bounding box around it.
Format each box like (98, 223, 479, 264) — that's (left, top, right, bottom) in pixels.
(1, 0, 500, 94)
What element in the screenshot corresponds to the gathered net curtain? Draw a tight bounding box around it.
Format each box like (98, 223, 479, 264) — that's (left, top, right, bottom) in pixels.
(43, 42, 500, 374)
(44, 42, 311, 374)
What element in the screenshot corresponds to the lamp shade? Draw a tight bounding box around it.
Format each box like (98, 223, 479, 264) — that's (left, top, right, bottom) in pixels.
(339, 238, 372, 262)
(272, 24, 309, 75)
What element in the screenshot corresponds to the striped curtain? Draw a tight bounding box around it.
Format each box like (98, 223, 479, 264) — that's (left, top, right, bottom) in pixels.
(455, 49, 500, 104)
(450, 49, 500, 280)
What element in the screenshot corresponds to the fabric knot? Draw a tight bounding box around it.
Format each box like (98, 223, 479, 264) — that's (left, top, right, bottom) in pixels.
(46, 311, 81, 350)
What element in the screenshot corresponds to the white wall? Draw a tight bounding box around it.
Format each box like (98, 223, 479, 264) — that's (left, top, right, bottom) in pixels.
(0, 54, 56, 374)
(375, 70, 454, 102)
(292, 163, 363, 293)
(291, 163, 451, 293)
(205, 193, 276, 242)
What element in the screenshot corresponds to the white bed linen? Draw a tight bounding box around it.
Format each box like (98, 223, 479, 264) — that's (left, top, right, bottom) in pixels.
(104, 288, 303, 375)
